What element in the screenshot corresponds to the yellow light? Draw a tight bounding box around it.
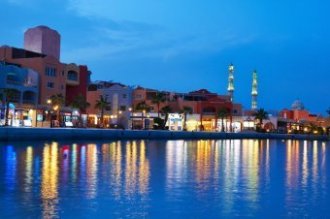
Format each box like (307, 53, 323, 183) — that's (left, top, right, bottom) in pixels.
(53, 105, 58, 111)
(47, 99, 52, 104)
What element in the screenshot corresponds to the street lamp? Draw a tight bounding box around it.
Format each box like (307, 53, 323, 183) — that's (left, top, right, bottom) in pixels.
(46, 99, 52, 127)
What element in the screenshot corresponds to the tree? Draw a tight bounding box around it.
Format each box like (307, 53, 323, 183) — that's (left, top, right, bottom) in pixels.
(135, 101, 150, 113)
(161, 105, 172, 129)
(254, 108, 268, 130)
(70, 94, 90, 126)
(217, 107, 229, 132)
(152, 92, 166, 118)
(2, 88, 16, 126)
(50, 93, 65, 123)
(94, 95, 110, 127)
(180, 106, 193, 131)
(70, 94, 90, 113)
(135, 101, 150, 129)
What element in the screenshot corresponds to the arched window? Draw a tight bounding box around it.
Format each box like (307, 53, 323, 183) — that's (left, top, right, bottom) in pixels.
(67, 70, 78, 81)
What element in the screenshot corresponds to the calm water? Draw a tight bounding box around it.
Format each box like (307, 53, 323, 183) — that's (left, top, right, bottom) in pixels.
(0, 139, 329, 218)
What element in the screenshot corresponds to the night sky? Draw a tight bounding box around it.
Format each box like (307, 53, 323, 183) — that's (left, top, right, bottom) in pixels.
(1, 0, 329, 114)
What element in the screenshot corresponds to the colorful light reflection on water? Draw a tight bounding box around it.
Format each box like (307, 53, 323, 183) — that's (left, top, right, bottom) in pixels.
(0, 139, 329, 218)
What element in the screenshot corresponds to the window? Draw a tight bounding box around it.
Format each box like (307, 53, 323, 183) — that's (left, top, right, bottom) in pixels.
(47, 82, 54, 88)
(120, 106, 126, 111)
(67, 71, 78, 81)
(6, 72, 21, 85)
(45, 67, 56, 77)
(135, 94, 142, 99)
(123, 94, 127, 99)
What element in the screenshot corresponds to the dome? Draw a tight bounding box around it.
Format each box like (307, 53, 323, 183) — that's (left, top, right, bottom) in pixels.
(291, 99, 305, 110)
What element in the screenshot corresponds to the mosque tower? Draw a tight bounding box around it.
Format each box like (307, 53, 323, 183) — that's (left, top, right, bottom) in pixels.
(251, 70, 258, 110)
(227, 63, 234, 101)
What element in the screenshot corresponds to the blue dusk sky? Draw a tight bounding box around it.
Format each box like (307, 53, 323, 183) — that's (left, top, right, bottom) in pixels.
(0, 0, 329, 114)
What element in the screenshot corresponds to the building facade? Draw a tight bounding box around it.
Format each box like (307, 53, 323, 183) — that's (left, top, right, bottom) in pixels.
(87, 81, 133, 128)
(0, 25, 91, 127)
(0, 62, 39, 126)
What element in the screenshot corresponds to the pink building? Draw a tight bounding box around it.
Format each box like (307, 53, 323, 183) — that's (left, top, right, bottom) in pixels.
(0, 25, 91, 127)
(24, 26, 61, 60)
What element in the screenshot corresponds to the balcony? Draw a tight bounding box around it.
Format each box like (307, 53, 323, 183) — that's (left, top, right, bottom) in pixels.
(66, 70, 79, 85)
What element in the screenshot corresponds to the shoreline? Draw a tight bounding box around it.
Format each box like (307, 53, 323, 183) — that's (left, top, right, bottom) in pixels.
(0, 127, 328, 142)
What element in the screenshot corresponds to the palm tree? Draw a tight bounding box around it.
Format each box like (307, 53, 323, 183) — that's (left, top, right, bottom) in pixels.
(180, 106, 193, 131)
(135, 101, 150, 113)
(50, 93, 65, 123)
(152, 92, 166, 118)
(254, 108, 268, 130)
(2, 88, 16, 126)
(161, 105, 172, 129)
(70, 94, 90, 126)
(94, 95, 110, 127)
(135, 101, 150, 129)
(217, 107, 229, 132)
(70, 94, 90, 113)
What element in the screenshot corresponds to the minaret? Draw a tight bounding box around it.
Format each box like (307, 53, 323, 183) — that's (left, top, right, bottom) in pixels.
(251, 70, 258, 110)
(227, 63, 234, 102)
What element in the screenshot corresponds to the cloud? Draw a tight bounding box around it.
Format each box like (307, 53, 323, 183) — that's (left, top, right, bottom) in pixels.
(63, 22, 257, 64)
(63, 0, 258, 63)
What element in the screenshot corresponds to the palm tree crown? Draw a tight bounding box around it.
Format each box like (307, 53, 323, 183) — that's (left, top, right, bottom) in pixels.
(152, 92, 166, 118)
(254, 108, 268, 127)
(95, 95, 110, 126)
(50, 93, 65, 122)
(180, 106, 193, 131)
(71, 94, 90, 112)
(135, 101, 150, 113)
(217, 107, 229, 132)
(161, 105, 172, 129)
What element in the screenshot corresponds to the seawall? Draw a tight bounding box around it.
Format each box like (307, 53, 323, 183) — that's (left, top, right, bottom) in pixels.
(0, 127, 328, 142)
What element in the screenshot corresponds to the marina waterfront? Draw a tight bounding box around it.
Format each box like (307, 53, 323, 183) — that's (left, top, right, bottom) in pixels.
(0, 139, 329, 218)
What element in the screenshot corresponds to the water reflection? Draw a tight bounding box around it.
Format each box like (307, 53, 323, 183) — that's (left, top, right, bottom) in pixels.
(165, 139, 270, 216)
(5, 146, 17, 191)
(0, 139, 329, 218)
(108, 141, 122, 199)
(284, 140, 328, 216)
(41, 142, 59, 218)
(86, 144, 98, 199)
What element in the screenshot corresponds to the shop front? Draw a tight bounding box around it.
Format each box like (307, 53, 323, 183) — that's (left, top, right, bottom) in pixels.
(167, 113, 184, 131)
(0, 103, 35, 127)
(185, 114, 200, 131)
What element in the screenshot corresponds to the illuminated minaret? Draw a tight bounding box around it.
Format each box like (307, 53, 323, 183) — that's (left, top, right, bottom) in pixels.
(251, 70, 258, 110)
(227, 63, 234, 101)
